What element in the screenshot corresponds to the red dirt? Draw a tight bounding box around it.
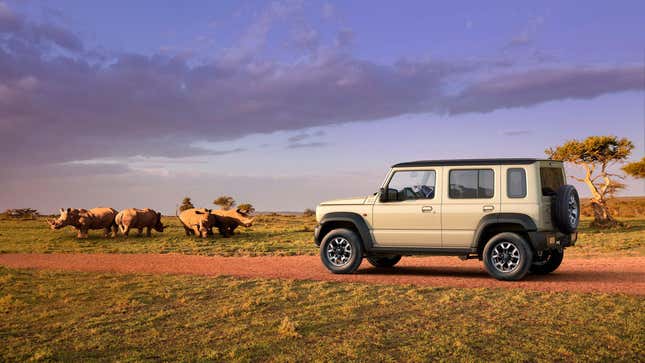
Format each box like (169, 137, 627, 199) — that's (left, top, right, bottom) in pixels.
(0, 253, 643, 295)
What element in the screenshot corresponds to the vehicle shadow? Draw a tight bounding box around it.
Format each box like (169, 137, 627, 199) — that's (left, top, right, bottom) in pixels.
(355, 265, 644, 283)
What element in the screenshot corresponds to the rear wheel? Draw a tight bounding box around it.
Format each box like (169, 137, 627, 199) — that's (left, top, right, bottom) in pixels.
(367, 255, 401, 268)
(483, 233, 533, 281)
(320, 228, 363, 274)
(530, 249, 564, 274)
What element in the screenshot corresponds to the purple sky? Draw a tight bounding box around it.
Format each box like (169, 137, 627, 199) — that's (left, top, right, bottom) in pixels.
(0, 0, 643, 213)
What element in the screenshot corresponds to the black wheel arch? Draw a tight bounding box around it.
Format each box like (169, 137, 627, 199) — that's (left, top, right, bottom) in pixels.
(472, 213, 538, 255)
(316, 212, 374, 251)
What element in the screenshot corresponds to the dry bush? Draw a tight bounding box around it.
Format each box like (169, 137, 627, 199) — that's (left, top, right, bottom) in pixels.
(581, 197, 645, 218)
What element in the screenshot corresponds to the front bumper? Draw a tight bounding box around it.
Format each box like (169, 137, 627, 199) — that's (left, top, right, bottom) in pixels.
(528, 231, 577, 251)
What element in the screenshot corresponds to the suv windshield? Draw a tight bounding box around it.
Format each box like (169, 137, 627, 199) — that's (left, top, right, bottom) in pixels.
(540, 167, 564, 195)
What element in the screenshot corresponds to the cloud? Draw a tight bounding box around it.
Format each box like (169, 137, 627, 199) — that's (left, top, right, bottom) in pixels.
(287, 141, 328, 149)
(449, 66, 644, 114)
(290, 26, 319, 50)
(1, 162, 132, 182)
(322, 3, 335, 20)
(287, 130, 325, 143)
(335, 28, 354, 47)
(0, 2, 643, 171)
(501, 130, 533, 136)
(504, 16, 544, 49)
(0, 3, 82, 52)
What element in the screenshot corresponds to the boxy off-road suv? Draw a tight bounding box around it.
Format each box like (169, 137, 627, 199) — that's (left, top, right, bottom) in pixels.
(314, 159, 580, 280)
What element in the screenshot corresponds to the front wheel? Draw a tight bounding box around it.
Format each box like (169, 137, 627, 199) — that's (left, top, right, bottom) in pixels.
(367, 255, 401, 268)
(482, 233, 533, 281)
(320, 228, 363, 274)
(530, 249, 564, 274)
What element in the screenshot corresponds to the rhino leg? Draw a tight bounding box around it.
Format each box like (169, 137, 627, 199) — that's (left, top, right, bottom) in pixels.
(137, 228, 143, 236)
(112, 224, 119, 238)
(103, 227, 111, 238)
(122, 225, 130, 237)
(183, 226, 192, 236)
(217, 226, 230, 238)
(78, 229, 89, 239)
(146, 227, 152, 237)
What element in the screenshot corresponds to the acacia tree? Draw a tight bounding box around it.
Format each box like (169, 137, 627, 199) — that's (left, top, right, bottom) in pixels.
(237, 203, 255, 215)
(213, 196, 235, 210)
(546, 136, 634, 228)
(622, 157, 645, 179)
(179, 197, 195, 211)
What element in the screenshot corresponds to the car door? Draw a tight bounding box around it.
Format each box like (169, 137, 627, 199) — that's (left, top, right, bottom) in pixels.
(441, 165, 501, 248)
(371, 168, 442, 247)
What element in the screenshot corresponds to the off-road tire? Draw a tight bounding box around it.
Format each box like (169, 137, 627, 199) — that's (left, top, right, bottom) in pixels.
(553, 185, 580, 234)
(530, 249, 564, 275)
(320, 228, 363, 274)
(483, 232, 533, 281)
(366, 255, 401, 268)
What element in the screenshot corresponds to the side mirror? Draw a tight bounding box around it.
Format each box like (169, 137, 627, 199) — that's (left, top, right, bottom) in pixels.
(379, 188, 398, 202)
(379, 188, 388, 202)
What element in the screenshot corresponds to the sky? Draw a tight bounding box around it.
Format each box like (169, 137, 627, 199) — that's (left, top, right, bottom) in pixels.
(0, 0, 643, 213)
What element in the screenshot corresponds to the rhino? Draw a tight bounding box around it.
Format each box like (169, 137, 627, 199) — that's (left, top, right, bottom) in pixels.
(47, 207, 118, 238)
(177, 208, 221, 238)
(115, 208, 164, 237)
(211, 208, 255, 237)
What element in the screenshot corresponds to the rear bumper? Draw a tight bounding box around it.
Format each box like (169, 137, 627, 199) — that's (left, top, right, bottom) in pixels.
(528, 231, 577, 251)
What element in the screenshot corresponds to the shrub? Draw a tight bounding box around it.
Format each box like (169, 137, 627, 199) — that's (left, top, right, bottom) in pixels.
(213, 196, 235, 210)
(179, 197, 195, 212)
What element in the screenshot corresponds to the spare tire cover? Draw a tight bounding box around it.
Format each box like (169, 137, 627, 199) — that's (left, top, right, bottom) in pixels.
(553, 185, 580, 233)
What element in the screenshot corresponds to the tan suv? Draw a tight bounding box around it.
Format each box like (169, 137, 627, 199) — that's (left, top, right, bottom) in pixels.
(314, 159, 580, 280)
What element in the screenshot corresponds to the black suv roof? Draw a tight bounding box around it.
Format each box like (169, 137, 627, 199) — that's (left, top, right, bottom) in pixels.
(392, 158, 556, 168)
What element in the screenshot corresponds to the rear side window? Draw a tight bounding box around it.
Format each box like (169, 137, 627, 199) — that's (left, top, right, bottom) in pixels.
(540, 167, 564, 196)
(449, 169, 494, 199)
(507, 168, 527, 198)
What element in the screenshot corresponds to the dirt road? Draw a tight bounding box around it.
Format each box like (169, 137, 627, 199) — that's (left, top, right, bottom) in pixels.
(0, 253, 643, 294)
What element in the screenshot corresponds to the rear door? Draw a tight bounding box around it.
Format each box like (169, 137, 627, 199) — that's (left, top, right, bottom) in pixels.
(441, 165, 501, 248)
(372, 167, 442, 247)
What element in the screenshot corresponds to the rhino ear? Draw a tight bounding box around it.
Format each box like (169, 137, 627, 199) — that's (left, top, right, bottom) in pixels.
(60, 208, 65, 213)
(66, 208, 71, 213)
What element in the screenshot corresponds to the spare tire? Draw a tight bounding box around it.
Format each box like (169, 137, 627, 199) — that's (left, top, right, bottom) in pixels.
(553, 185, 580, 233)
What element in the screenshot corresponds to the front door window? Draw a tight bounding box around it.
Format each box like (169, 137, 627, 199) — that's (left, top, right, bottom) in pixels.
(387, 170, 436, 200)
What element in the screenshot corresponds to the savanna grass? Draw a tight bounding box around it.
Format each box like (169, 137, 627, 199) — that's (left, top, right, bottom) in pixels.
(0, 267, 642, 362)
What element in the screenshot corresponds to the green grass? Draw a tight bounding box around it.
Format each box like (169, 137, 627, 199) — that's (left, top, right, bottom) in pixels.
(0, 267, 642, 362)
(0, 215, 643, 257)
(573, 218, 645, 257)
(0, 214, 318, 256)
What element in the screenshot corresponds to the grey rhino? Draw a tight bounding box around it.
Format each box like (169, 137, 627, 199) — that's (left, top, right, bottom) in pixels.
(177, 208, 221, 238)
(115, 208, 164, 237)
(48, 207, 118, 238)
(211, 208, 255, 237)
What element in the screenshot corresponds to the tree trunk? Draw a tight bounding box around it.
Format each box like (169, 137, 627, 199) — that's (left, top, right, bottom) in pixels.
(590, 199, 620, 228)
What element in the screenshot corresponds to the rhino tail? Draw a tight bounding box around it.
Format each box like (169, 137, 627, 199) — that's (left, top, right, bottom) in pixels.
(176, 205, 189, 230)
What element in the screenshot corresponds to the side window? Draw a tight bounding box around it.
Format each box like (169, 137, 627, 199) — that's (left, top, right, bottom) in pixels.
(449, 169, 494, 199)
(507, 168, 527, 198)
(387, 170, 436, 201)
